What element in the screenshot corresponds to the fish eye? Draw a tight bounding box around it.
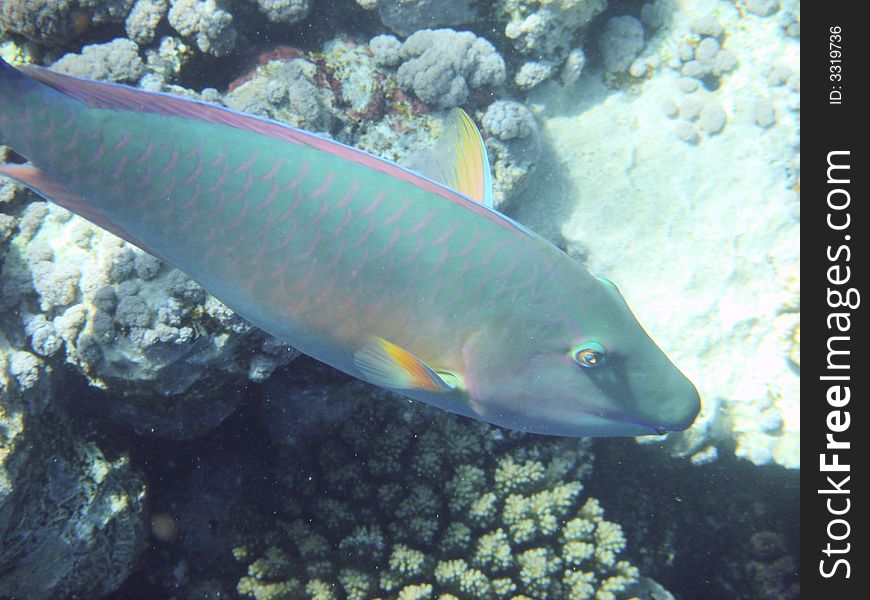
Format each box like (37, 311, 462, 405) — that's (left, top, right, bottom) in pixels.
(571, 341, 606, 368)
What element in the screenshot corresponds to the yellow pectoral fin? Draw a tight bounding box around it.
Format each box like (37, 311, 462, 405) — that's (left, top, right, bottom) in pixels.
(354, 337, 464, 393)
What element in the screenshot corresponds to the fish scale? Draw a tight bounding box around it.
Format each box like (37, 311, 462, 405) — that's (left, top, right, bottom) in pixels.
(77, 108, 499, 363)
(0, 59, 701, 437)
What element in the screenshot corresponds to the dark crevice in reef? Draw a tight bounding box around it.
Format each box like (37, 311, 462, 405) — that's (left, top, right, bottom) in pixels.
(589, 438, 800, 600)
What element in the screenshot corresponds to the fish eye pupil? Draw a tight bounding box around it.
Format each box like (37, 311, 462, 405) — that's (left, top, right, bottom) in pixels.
(572, 342, 606, 368)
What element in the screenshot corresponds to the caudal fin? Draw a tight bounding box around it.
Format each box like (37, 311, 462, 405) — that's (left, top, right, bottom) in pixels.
(0, 58, 39, 147)
(1, 58, 84, 160)
(0, 57, 40, 102)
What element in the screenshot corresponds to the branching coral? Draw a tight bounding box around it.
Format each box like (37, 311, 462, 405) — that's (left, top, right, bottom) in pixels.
(234, 382, 637, 599)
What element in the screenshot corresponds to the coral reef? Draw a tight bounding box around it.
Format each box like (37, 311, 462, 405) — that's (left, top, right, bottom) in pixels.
(224, 56, 337, 132)
(0, 336, 147, 600)
(0, 0, 135, 45)
(480, 100, 541, 208)
(395, 29, 506, 108)
(356, 0, 477, 36)
(50, 37, 144, 82)
(496, 0, 607, 89)
(253, 0, 311, 24)
(234, 378, 641, 599)
(125, 0, 169, 45)
(599, 16, 645, 74)
(2, 195, 298, 437)
(167, 0, 237, 56)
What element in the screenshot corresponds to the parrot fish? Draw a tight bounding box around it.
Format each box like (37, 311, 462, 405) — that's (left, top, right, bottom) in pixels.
(0, 58, 699, 437)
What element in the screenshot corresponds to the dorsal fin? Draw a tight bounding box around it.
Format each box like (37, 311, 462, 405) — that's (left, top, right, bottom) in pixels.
(410, 108, 494, 208)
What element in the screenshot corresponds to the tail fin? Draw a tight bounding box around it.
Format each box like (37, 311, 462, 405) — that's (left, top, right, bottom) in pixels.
(1, 58, 84, 157)
(1, 57, 25, 81)
(1, 58, 38, 146)
(0, 57, 38, 99)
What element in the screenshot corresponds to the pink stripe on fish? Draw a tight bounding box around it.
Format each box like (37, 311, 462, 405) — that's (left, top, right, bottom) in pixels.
(283, 163, 310, 191)
(307, 172, 335, 200)
(134, 164, 153, 189)
(369, 227, 401, 262)
(450, 236, 481, 261)
(207, 163, 230, 193)
(431, 244, 451, 274)
(134, 142, 154, 165)
(209, 150, 227, 168)
(323, 238, 347, 270)
(206, 191, 228, 219)
(313, 277, 339, 306)
(406, 210, 435, 236)
(111, 131, 131, 152)
(183, 144, 201, 160)
(158, 176, 176, 200)
(232, 151, 259, 175)
(85, 141, 105, 166)
(275, 220, 297, 251)
(259, 156, 286, 181)
(304, 198, 331, 230)
(358, 190, 385, 219)
(228, 172, 254, 203)
(159, 148, 179, 175)
(252, 180, 282, 215)
(334, 180, 360, 210)
(432, 228, 455, 247)
(180, 158, 204, 186)
(398, 236, 426, 267)
(276, 190, 304, 223)
(179, 182, 202, 211)
(250, 210, 276, 241)
(324, 207, 354, 241)
(38, 114, 55, 140)
(349, 219, 377, 251)
(382, 198, 410, 226)
(297, 229, 322, 262)
(226, 199, 250, 229)
(62, 130, 80, 153)
(110, 155, 129, 178)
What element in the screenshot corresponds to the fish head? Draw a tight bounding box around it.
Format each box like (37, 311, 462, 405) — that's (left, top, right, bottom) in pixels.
(461, 275, 700, 437)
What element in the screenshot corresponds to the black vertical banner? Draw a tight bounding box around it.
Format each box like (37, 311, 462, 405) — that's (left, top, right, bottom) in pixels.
(804, 3, 865, 597)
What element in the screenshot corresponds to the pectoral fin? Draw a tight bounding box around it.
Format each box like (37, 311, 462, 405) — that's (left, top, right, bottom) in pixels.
(354, 337, 463, 393)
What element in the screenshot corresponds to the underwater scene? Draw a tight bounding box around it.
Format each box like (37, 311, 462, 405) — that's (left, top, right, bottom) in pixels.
(0, 0, 799, 598)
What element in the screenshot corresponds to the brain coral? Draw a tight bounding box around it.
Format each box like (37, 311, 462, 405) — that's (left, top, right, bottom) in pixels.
(234, 379, 639, 599)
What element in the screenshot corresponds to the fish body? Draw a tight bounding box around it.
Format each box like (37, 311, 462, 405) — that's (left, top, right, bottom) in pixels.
(0, 59, 700, 436)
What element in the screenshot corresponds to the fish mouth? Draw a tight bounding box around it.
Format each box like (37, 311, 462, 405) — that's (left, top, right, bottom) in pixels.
(584, 413, 666, 437)
(610, 415, 674, 436)
(591, 405, 698, 437)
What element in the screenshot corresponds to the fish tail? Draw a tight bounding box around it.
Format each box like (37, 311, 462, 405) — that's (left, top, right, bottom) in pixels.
(0, 58, 79, 153)
(0, 58, 31, 145)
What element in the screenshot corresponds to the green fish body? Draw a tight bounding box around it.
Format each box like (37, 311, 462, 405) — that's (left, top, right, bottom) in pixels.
(0, 59, 699, 436)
